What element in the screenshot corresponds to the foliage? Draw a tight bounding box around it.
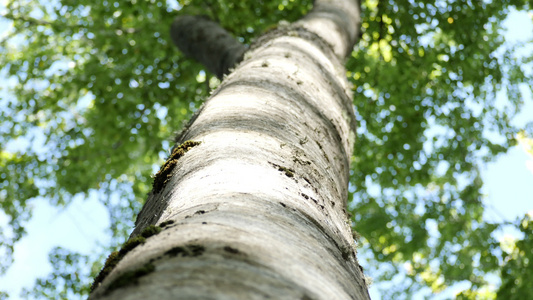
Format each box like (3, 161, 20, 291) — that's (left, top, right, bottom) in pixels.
(0, 0, 532, 298)
(348, 0, 533, 297)
(496, 213, 533, 299)
(20, 247, 98, 300)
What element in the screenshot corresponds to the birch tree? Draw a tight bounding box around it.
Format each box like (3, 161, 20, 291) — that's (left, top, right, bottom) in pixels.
(88, 0, 372, 298)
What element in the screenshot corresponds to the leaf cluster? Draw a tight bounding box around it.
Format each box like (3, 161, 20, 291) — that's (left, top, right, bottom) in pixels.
(348, 0, 533, 296)
(19, 247, 95, 300)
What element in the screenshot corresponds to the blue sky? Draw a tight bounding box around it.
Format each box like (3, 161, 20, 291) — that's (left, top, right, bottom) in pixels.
(482, 11, 533, 225)
(0, 6, 532, 300)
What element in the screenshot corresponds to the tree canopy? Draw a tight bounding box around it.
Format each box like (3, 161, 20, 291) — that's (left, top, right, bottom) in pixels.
(1, 0, 532, 299)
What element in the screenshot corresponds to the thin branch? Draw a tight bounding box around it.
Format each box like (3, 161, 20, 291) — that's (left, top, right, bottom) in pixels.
(1, 12, 54, 27)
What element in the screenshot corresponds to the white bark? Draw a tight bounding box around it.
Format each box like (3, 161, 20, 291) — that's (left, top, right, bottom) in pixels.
(90, 0, 369, 299)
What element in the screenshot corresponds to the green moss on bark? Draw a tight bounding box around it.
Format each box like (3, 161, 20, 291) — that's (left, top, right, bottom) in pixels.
(91, 225, 163, 292)
(152, 140, 201, 193)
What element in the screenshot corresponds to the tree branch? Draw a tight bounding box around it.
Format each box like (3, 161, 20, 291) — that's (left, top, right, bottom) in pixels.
(170, 15, 246, 79)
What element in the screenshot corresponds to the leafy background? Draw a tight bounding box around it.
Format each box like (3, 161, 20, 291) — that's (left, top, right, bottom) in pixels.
(0, 0, 532, 299)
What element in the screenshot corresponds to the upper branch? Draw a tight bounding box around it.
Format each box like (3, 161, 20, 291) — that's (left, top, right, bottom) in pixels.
(297, 0, 361, 59)
(170, 15, 246, 79)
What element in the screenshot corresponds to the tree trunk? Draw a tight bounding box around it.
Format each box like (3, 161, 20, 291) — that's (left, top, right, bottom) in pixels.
(89, 0, 370, 299)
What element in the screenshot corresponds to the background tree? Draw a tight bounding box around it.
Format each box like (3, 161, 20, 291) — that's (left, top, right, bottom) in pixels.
(0, 0, 532, 299)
